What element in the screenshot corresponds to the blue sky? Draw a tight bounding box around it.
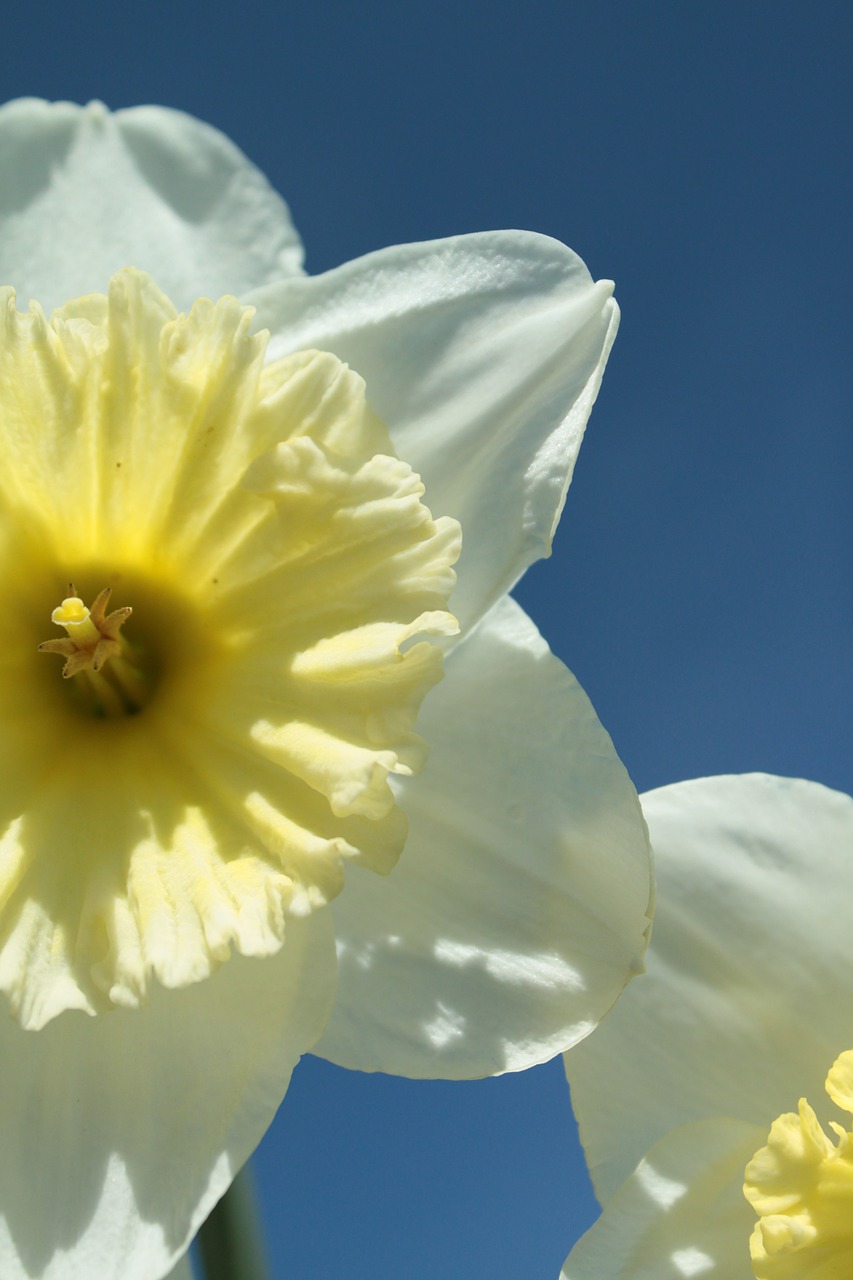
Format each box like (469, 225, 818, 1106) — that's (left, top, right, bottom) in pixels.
(5, 2, 852, 1276)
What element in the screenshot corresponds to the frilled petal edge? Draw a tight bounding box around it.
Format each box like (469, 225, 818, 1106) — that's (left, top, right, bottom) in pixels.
(251, 229, 619, 636)
(565, 774, 853, 1204)
(312, 595, 652, 1079)
(0, 98, 304, 311)
(561, 1118, 764, 1280)
(0, 912, 335, 1280)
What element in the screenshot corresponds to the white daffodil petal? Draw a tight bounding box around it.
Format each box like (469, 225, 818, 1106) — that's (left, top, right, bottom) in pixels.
(251, 230, 618, 634)
(565, 775, 853, 1204)
(0, 912, 335, 1280)
(0, 98, 303, 310)
(313, 595, 652, 1078)
(562, 1119, 765, 1280)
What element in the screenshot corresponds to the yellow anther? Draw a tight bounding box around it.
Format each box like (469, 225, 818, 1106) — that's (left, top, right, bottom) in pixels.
(39, 585, 141, 715)
(52, 596, 89, 625)
(51, 595, 102, 647)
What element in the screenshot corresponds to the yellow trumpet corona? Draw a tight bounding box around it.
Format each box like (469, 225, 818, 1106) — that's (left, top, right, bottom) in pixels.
(0, 267, 459, 1031)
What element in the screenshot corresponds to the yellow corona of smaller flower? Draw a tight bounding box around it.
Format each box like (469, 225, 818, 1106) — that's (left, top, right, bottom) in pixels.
(745, 1050, 853, 1278)
(0, 267, 460, 1031)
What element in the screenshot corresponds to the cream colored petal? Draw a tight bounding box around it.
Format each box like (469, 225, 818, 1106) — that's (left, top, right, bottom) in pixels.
(313, 595, 652, 1078)
(562, 1119, 765, 1280)
(0, 98, 303, 310)
(251, 230, 618, 635)
(565, 775, 853, 1204)
(0, 911, 335, 1280)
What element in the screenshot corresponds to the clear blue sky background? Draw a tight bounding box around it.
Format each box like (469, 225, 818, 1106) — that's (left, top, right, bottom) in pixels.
(5, 3, 852, 1277)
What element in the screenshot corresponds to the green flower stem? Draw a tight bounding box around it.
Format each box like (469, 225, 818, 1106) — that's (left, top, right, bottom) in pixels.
(196, 1164, 270, 1280)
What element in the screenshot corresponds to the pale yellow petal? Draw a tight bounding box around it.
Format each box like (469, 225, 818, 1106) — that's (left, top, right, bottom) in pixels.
(745, 1056, 853, 1279)
(826, 1050, 853, 1117)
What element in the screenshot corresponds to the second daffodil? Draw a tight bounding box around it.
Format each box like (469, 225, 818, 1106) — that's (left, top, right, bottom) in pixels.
(0, 98, 653, 1280)
(562, 774, 853, 1280)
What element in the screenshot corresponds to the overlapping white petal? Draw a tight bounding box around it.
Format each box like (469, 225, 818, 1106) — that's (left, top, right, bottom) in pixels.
(315, 596, 651, 1077)
(562, 774, 853, 1277)
(0, 912, 335, 1280)
(562, 1119, 764, 1280)
(251, 230, 618, 634)
(0, 99, 303, 310)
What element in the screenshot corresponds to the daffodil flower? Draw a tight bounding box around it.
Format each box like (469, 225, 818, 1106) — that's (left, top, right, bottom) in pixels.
(561, 774, 853, 1280)
(0, 98, 653, 1280)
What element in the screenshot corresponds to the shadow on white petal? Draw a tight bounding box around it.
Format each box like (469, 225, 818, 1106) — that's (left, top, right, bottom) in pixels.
(562, 1118, 765, 1280)
(671, 1247, 715, 1276)
(315, 596, 651, 1080)
(432, 942, 585, 994)
(0, 99, 303, 310)
(0, 912, 335, 1280)
(566, 775, 853, 1203)
(634, 1161, 688, 1210)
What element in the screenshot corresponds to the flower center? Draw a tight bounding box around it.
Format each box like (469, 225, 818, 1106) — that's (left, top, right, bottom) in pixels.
(744, 1049, 853, 1277)
(0, 267, 461, 1030)
(39, 585, 151, 717)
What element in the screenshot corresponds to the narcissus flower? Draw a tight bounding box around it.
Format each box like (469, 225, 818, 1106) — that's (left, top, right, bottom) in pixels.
(561, 774, 853, 1280)
(0, 98, 652, 1280)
